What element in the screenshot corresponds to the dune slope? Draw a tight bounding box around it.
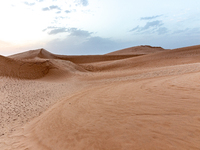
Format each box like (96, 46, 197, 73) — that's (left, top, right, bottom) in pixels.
(0, 55, 55, 79)
(16, 72, 200, 150)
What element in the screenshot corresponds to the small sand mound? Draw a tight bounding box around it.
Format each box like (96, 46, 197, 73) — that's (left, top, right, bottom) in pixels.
(106, 45, 166, 55)
(0, 55, 55, 79)
(9, 48, 58, 60)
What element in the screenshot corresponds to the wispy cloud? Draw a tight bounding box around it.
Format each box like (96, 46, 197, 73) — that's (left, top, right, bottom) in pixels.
(48, 28, 67, 35)
(173, 27, 200, 35)
(45, 36, 126, 55)
(24, 2, 35, 6)
(129, 26, 139, 32)
(140, 15, 162, 20)
(42, 5, 61, 11)
(141, 20, 163, 30)
(130, 20, 168, 35)
(80, 0, 89, 6)
(68, 28, 92, 37)
(43, 27, 93, 36)
(42, 7, 50, 11)
(65, 10, 71, 13)
(49, 5, 61, 10)
(42, 26, 56, 32)
(157, 27, 168, 35)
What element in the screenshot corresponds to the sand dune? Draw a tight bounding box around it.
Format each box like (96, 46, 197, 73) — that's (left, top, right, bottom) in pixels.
(9, 48, 58, 60)
(1, 49, 91, 79)
(1, 45, 200, 150)
(83, 45, 200, 71)
(0, 55, 55, 79)
(106, 45, 166, 55)
(10, 48, 141, 64)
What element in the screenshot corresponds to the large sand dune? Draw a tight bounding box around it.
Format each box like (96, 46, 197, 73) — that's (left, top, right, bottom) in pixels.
(1, 45, 200, 150)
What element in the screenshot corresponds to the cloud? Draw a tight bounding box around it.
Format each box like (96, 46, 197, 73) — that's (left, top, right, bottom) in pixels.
(56, 11, 61, 14)
(24, 2, 35, 6)
(42, 26, 55, 32)
(44, 35, 129, 55)
(43, 26, 200, 54)
(157, 27, 168, 35)
(173, 28, 189, 34)
(65, 10, 71, 13)
(129, 26, 139, 32)
(173, 27, 200, 35)
(43, 27, 132, 55)
(141, 20, 163, 30)
(130, 20, 168, 35)
(43, 27, 93, 36)
(140, 15, 162, 20)
(42, 5, 61, 11)
(80, 0, 89, 6)
(67, 28, 92, 37)
(48, 28, 67, 35)
(49, 5, 61, 10)
(188, 28, 200, 35)
(42, 7, 50, 11)
(36, 0, 44, 2)
(74, 0, 89, 6)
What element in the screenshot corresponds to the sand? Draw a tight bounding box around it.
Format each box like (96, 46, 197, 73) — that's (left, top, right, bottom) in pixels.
(1, 45, 200, 150)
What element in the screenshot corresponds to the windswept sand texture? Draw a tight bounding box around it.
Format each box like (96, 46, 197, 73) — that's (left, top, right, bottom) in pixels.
(1, 45, 200, 150)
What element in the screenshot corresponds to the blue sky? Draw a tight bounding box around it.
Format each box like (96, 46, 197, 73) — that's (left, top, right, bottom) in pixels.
(0, 0, 200, 55)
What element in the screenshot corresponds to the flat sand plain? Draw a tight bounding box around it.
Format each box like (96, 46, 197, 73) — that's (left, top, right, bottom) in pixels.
(1, 45, 200, 150)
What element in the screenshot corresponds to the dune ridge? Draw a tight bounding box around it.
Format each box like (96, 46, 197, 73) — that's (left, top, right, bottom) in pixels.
(9, 48, 58, 60)
(10, 48, 143, 64)
(106, 45, 166, 55)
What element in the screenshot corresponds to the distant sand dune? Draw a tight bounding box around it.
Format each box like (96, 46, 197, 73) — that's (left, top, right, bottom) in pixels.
(106, 45, 166, 55)
(82, 45, 200, 71)
(10, 48, 142, 64)
(1, 45, 200, 150)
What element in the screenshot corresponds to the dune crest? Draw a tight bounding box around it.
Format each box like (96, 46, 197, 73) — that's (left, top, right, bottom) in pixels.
(9, 48, 57, 60)
(106, 45, 166, 55)
(10, 48, 142, 64)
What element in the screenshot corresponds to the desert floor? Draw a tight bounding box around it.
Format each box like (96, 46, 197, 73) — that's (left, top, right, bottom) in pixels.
(1, 45, 200, 150)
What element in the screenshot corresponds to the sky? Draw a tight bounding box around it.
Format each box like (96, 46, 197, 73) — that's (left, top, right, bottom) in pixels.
(0, 0, 200, 56)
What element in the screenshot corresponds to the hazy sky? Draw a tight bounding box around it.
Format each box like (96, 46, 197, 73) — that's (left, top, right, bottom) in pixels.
(0, 0, 200, 55)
